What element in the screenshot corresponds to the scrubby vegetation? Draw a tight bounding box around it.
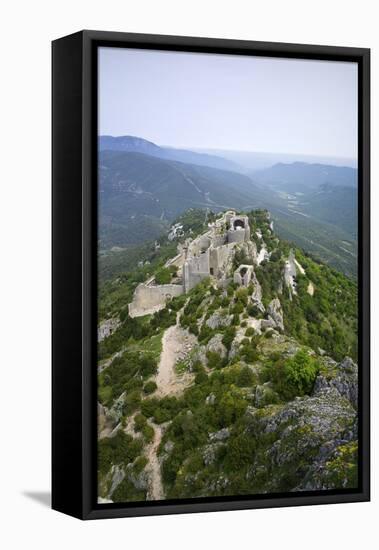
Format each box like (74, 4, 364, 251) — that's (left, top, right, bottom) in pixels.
(97, 208, 359, 504)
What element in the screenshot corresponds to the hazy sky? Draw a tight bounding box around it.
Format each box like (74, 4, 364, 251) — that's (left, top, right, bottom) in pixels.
(99, 47, 358, 159)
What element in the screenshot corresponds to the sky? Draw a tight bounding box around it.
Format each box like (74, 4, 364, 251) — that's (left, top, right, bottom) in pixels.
(98, 47, 358, 160)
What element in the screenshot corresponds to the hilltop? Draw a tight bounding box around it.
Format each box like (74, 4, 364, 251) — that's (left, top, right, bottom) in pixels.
(97, 209, 358, 503)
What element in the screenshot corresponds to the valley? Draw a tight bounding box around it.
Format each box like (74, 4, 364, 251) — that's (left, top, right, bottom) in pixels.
(98, 137, 358, 277)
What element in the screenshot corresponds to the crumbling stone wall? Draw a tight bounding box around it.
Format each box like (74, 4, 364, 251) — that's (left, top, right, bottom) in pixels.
(129, 283, 183, 318)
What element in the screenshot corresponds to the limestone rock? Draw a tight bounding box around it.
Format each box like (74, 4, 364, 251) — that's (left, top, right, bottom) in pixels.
(164, 440, 174, 453)
(209, 428, 230, 442)
(202, 442, 224, 466)
(109, 392, 126, 424)
(206, 334, 227, 358)
(206, 311, 232, 330)
(205, 393, 216, 405)
(313, 356, 358, 408)
(266, 297, 284, 332)
(255, 383, 279, 407)
(98, 317, 121, 342)
(245, 381, 357, 492)
(109, 464, 125, 497)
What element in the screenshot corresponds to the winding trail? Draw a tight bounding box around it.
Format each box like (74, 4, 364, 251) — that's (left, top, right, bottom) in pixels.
(145, 313, 196, 499)
(155, 317, 196, 397)
(146, 423, 164, 500)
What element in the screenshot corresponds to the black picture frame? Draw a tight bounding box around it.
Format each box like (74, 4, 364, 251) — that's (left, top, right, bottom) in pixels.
(52, 30, 370, 520)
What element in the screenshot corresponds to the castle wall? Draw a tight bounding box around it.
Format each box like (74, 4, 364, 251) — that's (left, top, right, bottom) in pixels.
(129, 283, 183, 318)
(209, 244, 234, 278)
(228, 215, 251, 243)
(211, 234, 227, 248)
(188, 235, 211, 256)
(227, 228, 246, 244)
(183, 249, 210, 292)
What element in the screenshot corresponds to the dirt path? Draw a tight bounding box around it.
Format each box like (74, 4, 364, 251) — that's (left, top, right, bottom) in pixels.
(155, 319, 196, 397)
(144, 316, 196, 498)
(146, 423, 164, 500)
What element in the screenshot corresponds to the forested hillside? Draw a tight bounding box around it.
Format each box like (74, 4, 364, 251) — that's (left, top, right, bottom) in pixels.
(97, 209, 358, 503)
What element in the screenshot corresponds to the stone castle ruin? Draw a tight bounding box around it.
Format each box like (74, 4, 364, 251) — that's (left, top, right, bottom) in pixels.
(129, 211, 257, 318)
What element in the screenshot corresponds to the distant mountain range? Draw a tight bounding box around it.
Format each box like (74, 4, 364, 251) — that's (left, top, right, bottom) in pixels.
(252, 162, 357, 192)
(99, 149, 267, 248)
(99, 136, 358, 277)
(99, 135, 240, 172)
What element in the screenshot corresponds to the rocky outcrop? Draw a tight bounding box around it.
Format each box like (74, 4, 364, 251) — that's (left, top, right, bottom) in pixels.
(255, 383, 280, 407)
(313, 357, 358, 408)
(203, 442, 224, 466)
(109, 392, 127, 424)
(249, 271, 265, 313)
(245, 369, 357, 491)
(206, 334, 228, 358)
(109, 465, 126, 496)
(206, 311, 232, 330)
(209, 427, 231, 442)
(265, 297, 284, 332)
(98, 317, 121, 342)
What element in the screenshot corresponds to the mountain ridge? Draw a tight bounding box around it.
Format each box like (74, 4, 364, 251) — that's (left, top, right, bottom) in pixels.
(97, 208, 358, 503)
(99, 135, 241, 172)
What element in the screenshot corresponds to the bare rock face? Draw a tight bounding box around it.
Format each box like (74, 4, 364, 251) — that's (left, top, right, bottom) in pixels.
(109, 465, 126, 497)
(249, 271, 265, 313)
(109, 392, 127, 424)
(209, 428, 231, 442)
(203, 442, 224, 466)
(98, 317, 120, 342)
(266, 298, 284, 332)
(313, 357, 358, 409)
(125, 462, 149, 491)
(206, 334, 228, 358)
(98, 401, 117, 437)
(206, 311, 232, 330)
(246, 382, 357, 491)
(190, 346, 208, 368)
(255, 383, 279, 407)
(205, 393, 216, 405)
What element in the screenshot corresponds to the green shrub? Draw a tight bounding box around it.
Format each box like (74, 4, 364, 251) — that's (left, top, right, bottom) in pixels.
(134, 455, 148, 474)
(222, 326, 236, 351)
(140, 397, 159, 418)
(155, 267, 172, 284)
(189, 323, 199, 335)
(98, 432, 143, 475)
(198, 324, 214, 343)
(231, 301, 244, 315)
(134, 413, 147, 432)
(195, 371, 208, 384)
(112, 477, 146, 503)
(247, 304, 261, 318)
(143, 380, 157, 395)
(224, 433, 257, 470)
(125, 390, 142, 414)
(269, 350, 320, 400)
(232, 313, 240, 326)
(206, 351, 226, 370)
(236, 366, 255, 387)
(142, 423, 155, 442)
